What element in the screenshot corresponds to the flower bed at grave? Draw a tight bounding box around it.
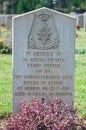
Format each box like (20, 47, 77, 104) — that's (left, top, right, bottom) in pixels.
(5, 97, 84, 130)
(0, 97, 86, 130)
(0, 118, 86, 130)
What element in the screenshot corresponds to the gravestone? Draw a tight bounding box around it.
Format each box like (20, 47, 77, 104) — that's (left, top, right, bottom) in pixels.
(84, 13, 86, 31)
(13, 7, 76, 114)
(0, 15, 17, 28)
(7, 15, 15, 28)
(70, 12, 78, 25)
(77, 14, 84, 28)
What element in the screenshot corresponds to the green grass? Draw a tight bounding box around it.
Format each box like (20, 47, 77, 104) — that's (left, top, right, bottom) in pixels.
(0, 54, 12, 118)
(0, 28, 86, 118)
(75, 54, 86, 118)
(74, 29, 86, 118)
(76, 28, 86, 49)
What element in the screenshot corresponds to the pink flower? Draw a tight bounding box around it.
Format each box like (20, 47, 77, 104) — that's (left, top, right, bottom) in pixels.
(76, 25, 80, 30)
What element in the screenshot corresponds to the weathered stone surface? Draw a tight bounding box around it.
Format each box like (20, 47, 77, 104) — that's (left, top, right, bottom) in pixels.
(13, 7, 76, 114)
(77, 14, 84, 28)
(0, 15, 17, 28)
(84, 13, 86, 31)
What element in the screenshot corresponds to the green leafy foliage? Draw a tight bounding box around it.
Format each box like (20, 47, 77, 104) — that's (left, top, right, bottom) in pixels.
(16, 0, 53, 13)
(0, 0, 86, 13)
(0, 26, 12, 54)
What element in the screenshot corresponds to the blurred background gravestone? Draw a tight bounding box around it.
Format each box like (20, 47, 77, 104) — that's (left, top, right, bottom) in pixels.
(77, 14, 84, 28)
(84, 13, 86, 31)
(0, 15, 17, 28)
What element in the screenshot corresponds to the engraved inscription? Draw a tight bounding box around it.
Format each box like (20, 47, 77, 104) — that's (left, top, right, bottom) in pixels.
(13, 50, 73, 102)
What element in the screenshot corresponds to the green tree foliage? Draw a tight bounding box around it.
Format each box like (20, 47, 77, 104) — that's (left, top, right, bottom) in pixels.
(16, 0, 53, 13)
(71, 0, 82, 8)
(1, 0, 86, 14)
(40, 0, 53, 8)
(69, 0, 86, 12)
(81, 0, 86, 9)
(17, 0, 35, 13)
(56, 0, 68, 8)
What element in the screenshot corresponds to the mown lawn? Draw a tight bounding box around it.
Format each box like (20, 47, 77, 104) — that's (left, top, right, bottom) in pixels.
(75, 54, 86, 118)
(0, 54, 12, 118)
(76, 28, 86, 49)
(75, 29, 86, 118)
(0, 28, 86, 118)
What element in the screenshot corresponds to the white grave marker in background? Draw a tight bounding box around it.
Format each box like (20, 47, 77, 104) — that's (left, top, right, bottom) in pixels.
(84, 13, 86, 31)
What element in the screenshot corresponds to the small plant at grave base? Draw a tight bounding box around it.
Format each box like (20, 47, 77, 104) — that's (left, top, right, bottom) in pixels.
(0, 38, 3, 45)
(0, 24, 12, 54)
(2, 33, 12, 54)
(0, 38, 4, 53)
(76, 25, 80, 30)
(0, 35, 12, 54)
(6, 97, 76, 130)
(0, 23, 6, 28)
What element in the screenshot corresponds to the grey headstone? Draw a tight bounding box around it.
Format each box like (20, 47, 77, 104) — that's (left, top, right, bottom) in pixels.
(0, 15, 17, 28)
(13, 7, 76, 114)
(84, 13, 86, 31)
(77, 14, 84, 28)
